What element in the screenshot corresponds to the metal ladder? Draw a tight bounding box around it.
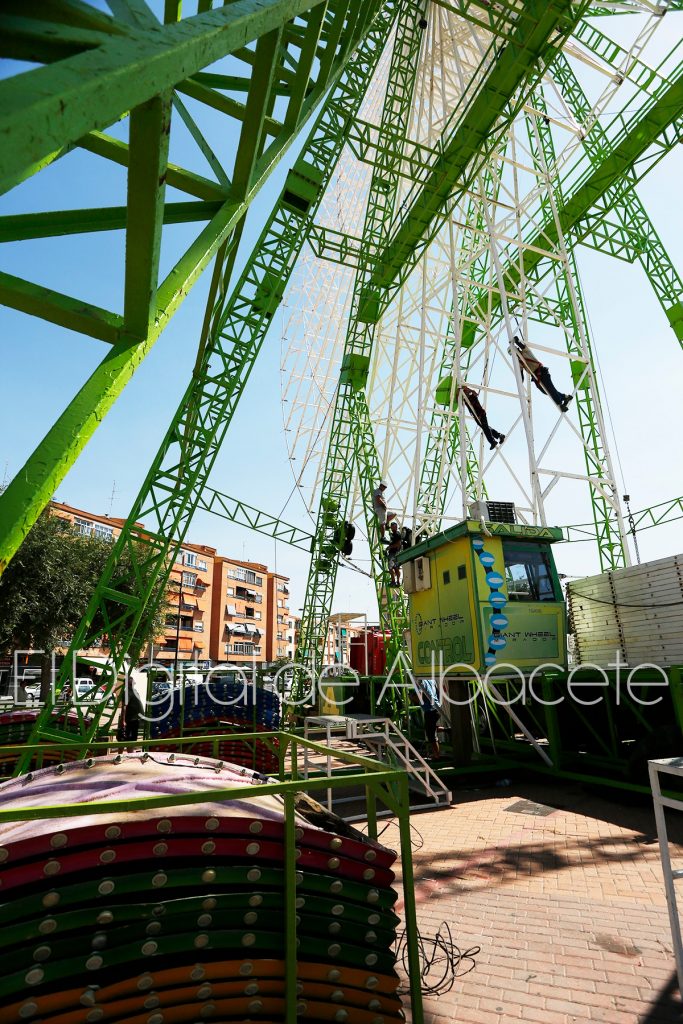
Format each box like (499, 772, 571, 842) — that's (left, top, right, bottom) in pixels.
(347, 716, 452, 809)
(302, 714, 451, 813)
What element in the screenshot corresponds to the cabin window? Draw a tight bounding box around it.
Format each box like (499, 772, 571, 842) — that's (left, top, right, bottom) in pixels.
(501, 542, 557, 602)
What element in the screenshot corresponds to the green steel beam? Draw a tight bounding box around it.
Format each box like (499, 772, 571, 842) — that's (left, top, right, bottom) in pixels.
(0, 0, 328, 193)
(78, 130, 229, 201)
(175, 76, 283, 139)
(12, 1, 396, 763)
(0, 271, 123, 343)
(0, 13, 117, 64)
(197, 489, 313, 551)
(0, 201, 222, 242)
(460, 63, 683, 348)
(123, 92, 172, 339)
(550, 53, 683, 344)
(0, 0, 377, 575)
(563, 493, 683, 542)
(360, 0, 585, 317)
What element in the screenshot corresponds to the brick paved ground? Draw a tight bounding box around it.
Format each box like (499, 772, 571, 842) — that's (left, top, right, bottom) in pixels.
(384, 779, 683, 1024)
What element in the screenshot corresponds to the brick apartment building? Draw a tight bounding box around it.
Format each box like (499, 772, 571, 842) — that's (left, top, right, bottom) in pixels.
(50, 502, 292, 670)
(324, 612, 365, 669)
(286, 613, 301, 661)
(159, 544, 215, 668)
(52, 502, 216, 666)
(210, 557, 268, 665)
(266, 572, 291, 662)
(209, 559, 293, 668)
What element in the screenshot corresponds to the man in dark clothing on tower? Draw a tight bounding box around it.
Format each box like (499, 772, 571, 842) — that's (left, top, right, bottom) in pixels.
(458, 384, 506, 451)
(511, 336, 573, 412)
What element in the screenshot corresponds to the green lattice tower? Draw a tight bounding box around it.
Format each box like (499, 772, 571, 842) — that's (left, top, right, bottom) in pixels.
(295, 0, 428, 681)
(0, 0, 388, 575)
(522, 90, 628, 568)
(12, 1, 399, 772)
(297, 0, 586, 682)
(415, 161, 504, 535)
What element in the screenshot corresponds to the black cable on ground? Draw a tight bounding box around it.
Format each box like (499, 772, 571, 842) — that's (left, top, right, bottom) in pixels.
(394, 921, 480, 996)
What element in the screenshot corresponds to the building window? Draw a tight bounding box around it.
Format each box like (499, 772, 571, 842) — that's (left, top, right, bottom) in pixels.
(183, 551, 197, 567)
(254, 611, 261, 621)
(277, 615, 284, 624)
(182, 571, 197, 588)
(229, 642, 260, 656)
(74, 517, 91, 536)
(75, 516, 113, 540)
(277, 599, 283, 608)
(228, 567, 260, 585)
(227, 587, 234, 596)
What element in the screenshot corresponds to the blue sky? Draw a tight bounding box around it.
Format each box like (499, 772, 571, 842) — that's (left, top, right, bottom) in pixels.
(1, 10, 682, 620)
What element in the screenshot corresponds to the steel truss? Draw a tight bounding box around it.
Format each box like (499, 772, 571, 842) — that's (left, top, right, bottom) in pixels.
(10, 0, 400, 769)
(283, 0, 682, 670)
(0, 1, 681, 760)
(0, 0, 384, 572)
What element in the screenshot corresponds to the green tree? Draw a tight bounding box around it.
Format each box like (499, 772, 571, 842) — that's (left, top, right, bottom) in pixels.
(0, 510, 168, 698)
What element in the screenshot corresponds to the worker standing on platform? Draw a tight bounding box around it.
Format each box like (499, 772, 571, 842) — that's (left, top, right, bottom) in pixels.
(511, 335, 573, 412)
(372, 480, 395, 539)
(458, 383, 506, 451)
(386, 520, 403, 586)
(415, 676, 441, 760)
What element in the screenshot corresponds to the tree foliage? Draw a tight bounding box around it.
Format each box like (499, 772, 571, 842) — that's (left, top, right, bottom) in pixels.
(0, 511, 168, 657)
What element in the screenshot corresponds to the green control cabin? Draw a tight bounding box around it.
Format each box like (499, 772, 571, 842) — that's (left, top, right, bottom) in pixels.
(397, 518, 567, 677)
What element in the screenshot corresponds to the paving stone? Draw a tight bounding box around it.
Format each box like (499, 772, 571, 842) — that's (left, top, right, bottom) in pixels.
(383, 780, 683, 1023)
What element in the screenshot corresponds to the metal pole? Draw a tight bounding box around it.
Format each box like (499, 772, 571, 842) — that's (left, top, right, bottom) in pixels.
(649, 760, 683, 998)
(173, 574, 184, 684)
(284, 790, 298, 1024)
(397, 773, 424, 1023)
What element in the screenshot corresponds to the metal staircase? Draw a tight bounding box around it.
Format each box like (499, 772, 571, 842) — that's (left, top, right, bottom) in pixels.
(303, 714, 451, 815)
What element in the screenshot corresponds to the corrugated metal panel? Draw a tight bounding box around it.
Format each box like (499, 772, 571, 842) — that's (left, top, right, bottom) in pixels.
(568, 554, 683, 667)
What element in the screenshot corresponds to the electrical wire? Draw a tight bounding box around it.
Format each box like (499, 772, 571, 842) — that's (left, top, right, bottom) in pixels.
(571, 592, 683, 609)
(358, 817, 425, 851)
(572, 260, 628, 496)
(394, 921, 480, 997)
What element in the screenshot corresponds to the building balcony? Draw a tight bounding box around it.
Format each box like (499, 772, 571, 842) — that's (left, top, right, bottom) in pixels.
(225, 644, 262, 656)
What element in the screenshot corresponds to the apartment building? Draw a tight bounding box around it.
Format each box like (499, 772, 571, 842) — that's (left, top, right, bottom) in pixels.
(48, 502, 298, 671)
(52, 501, 133, 545)
(323, 612, 366, 669)
(157, 544, 215, 668)
(286, 613, 301, 660)
(210, 558, 268, 666)
(265, 573, 292, 662)
(51, 502, 215, 665)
